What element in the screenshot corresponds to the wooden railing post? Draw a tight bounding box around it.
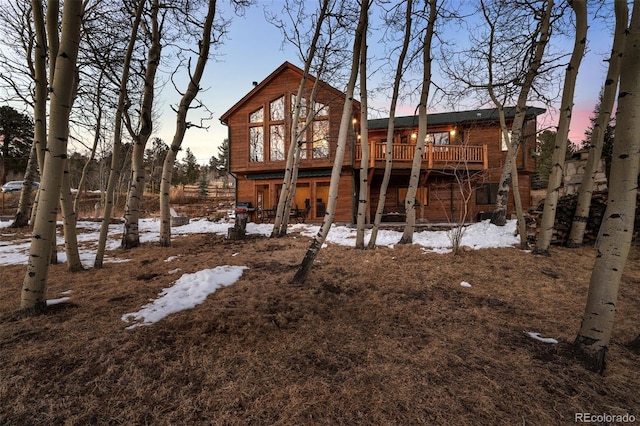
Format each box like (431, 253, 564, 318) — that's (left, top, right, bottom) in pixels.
(483, 144, 488, 169)
(369, 140, 375, 168)
(427, 143, 433, 169)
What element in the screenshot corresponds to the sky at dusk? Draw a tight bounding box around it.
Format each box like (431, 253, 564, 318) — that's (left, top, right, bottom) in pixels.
(157, 1, 617, 165)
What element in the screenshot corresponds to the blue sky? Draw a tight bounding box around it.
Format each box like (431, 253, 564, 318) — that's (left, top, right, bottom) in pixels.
(157, 0, 616, 165)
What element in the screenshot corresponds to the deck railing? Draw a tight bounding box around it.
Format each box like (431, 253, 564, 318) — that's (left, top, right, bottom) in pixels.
(355, 142, 488, 169)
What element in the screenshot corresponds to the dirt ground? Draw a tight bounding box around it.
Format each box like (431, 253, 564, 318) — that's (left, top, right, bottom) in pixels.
(1, 219, 639, 425)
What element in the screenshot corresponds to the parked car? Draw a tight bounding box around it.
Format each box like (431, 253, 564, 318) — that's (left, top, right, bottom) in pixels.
(1, 180, 39, 193)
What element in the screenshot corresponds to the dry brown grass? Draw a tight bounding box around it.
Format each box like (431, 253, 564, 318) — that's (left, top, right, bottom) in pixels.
(1, 226, 639, 425)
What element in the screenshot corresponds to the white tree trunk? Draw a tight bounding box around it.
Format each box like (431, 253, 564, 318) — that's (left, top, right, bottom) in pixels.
(567, 0, 626, 247)
(574, 0, 638, 373)
(491, 0, 553, 226)
(21, 0, 83, 314)
(355, 26, 369, 249)
(400, 0, 436, 244)
(535, 0, 587, 254)
(60, 162, 83, 272)
(293, 0, 368, 283)
(271, 0, 331, 238)
(159, 0, 217, 246)
(368, 0, 412, 248)
(122, 0, 161, 249)
(94, 0, 145, 268)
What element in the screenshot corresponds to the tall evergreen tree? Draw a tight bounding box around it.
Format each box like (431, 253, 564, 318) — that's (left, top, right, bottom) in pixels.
(582, 92, 616, 180)
(0, 106, 33, 183)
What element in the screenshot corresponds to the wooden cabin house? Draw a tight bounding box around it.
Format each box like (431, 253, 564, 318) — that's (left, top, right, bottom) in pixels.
(221, 62, 544, 224)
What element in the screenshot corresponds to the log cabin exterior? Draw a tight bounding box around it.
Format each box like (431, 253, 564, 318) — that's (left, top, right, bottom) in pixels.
(221, 62, 544, 224)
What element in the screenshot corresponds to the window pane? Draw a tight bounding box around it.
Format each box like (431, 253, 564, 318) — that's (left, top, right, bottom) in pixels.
(312, 120, 329, 158)
(427, 132, 449, 145)
(291, 94, 307, 117)
(250, 126, 264, 162)
(270, 96, 285, 121)
(297, 120, 307, 159)
(501, 130, 512, 151)
(314, 101, 328, 117)
(270, 124, 285, 161)
(249, 107, 263, 123)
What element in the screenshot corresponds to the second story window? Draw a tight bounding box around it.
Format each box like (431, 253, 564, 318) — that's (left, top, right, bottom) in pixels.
(250, 126, 264, 162)
(249, 106, 264, 162)
(427, 132, 450, 145)
(270, 124, 285, 161)
(270, 96, 285, 121)
(249, 107, 263, 123)
(269, 96, 285, 161)
(501, 130, 512, 151)
(312, 120, 329, 158)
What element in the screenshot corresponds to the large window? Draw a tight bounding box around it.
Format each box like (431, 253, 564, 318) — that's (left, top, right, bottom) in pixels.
(249, 106, 264, 162)
(290, 118, 306, 160)
(250, 126, 264, 162)
(314, 101, 329, 117)
(270, 96, 285, 121)
(312, 120, 329, 158)
(501, 130, 512, 151)
(269, 96, 285, 161)
(291, 94, 307, 117)
(270, 124, 285, 161)
(249, 107, 263, 123)
(289, 96, 330, 160)
(476, 183, 499, 205)
(427, 132, 450, 145)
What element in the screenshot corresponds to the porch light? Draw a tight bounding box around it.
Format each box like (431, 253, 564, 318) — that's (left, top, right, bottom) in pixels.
(411, 132, 417, 139)
(450, 128, 456, 137)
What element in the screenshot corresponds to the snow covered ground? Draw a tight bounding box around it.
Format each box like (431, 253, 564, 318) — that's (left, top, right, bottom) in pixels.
(0, 217, 521, 267)
(1, 217, 552, 336)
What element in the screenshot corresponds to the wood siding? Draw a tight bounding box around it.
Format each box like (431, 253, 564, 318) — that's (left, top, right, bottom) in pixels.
(222, 63, 541, 224)
(224, 67, 359, 176)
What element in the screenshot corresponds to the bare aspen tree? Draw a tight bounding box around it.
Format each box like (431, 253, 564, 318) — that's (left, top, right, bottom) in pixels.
(368, 0, 412, 249)
(355, 22, 369, 249)
(95, 0, 145, 268)
(399, 0, 437, 245)
(292, 0, 368, 283)
(4, 1, 48, 228)
(159, 0, 220, 247)
(270, 0, 331, 238)
(480, 0, 529, 248)
(573, 0, 639, 373)
(489, 0, 553, 226)
(122, 0, 162, 249)
(440, 0, 556, 229)
(534, 0, 587, 254)
(21, 0, 83, 314)
(567, 0, 626, 247)
(481, 1, 530, 247)
(278, 73, 324, 236)
(74, 71, 105, 215)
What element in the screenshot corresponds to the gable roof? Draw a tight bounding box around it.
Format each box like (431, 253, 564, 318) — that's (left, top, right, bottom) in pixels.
(367, 106, 546, 130)
(219, 61, 353, 123)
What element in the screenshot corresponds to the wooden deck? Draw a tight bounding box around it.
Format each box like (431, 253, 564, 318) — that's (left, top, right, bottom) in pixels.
(355, 142, 488, 170)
